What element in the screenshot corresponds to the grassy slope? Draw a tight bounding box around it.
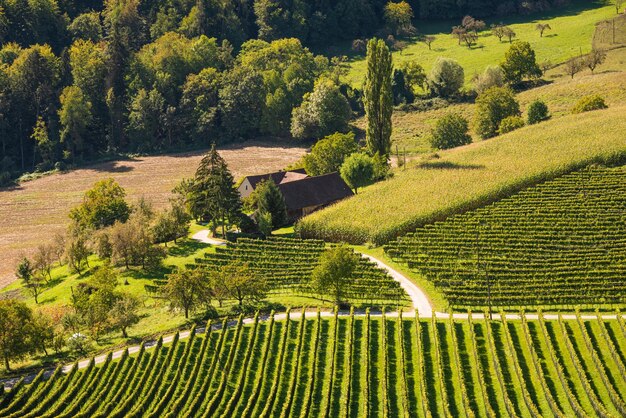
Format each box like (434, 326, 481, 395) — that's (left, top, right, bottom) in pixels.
(344, 0, 616, 86)
(358, 47, 626, 153)
(298, 106, 626, 245)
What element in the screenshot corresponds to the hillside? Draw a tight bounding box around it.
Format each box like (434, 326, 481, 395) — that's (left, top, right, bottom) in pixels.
(345, 0, 615, 85)
(2, 312, 625, 417)
(385, 166, 626, 309)
(298, 106, 626, 245)
(0, 142, 306, 288)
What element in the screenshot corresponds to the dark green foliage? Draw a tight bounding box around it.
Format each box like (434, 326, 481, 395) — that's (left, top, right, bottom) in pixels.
(253, 179, 288, 228)
(392, 68, 415, 105)
(571, 95, 608, 114)
(430, 113, 472, 150)
(501, 41, 542, 84)
(188, 144, 242, 236)
(0, 299, 41, 371)
(474, 86, 520, 139)
(69, 178, 131, 230)
(526, 99, 550, 124)
(303, 132, 359, 176)
(364, 38, 393, 157)
(311, 245, 358, 304)
(497, 115, 525, 134)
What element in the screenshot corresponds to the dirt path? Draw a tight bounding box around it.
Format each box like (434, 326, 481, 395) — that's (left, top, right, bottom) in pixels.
(191, 230, 227, 246)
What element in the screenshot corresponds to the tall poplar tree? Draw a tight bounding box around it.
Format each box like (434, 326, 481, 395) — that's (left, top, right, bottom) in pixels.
(364, 38, 393, 158)
(190, 143, 242, 237)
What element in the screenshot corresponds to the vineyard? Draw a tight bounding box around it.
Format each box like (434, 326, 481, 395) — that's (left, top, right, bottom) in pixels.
(2, 311, 626, 417)
(384, 166, 626, 309)
(186, 237, 410, 307)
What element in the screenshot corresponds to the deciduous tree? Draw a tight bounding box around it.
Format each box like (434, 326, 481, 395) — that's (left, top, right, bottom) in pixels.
(340, 152, 375, 194)
(0, 299, 37, 371)
(430, 113, 472, 150)
(311, 245, 358, 305)
(585, 48, 607, 73)
(535, 23, 551, 37)
(501, 41, 541, 84)
(428, 57, 464, 98)
(69, 178, 130, 230)
(364, 38, 393, 157)
(303, 132, 359, 176)
(163, 268, 212, 319)
(474, 86, 520, 139)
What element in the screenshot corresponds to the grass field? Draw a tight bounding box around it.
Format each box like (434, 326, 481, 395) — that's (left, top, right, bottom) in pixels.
(357, 47, 626, 153)
(3, 312, 625, 417)
(0, 141, 307, 289)
(343, 0, 616, 86)
(298, 106, 626, 245)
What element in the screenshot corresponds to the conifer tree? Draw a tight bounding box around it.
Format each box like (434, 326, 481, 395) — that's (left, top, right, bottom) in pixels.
(364, 38, 393, 158)
(254, 179, 288, 229)
(190, 143, 242, 237)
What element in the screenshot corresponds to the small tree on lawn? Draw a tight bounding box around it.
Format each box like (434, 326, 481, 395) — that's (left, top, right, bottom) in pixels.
(340, 153, 375, 194)
(163, 268, 212, 319)
(33, 243, 55, 283)
(501, 41, 542, 84)
(218, 262, 267, 307)
(585, 48, 607, 74)
(65, 230, 91, 275)
(615, 0, 624, 14)
(430, 113, 472, 150)
(422, 35, 435, 50)
(190, 144, 242, 238)
(564, 56, 583, 79)
(503, 26, 516, 43)
(109, 293, 140, 338)
(491, 24, 506, 42)
(0, 299, 37, 371)
(17, 257, 45, 304)
(311, 245, 358, 305)
(69, 178, 131, 230)
(535, 23, 551, 37)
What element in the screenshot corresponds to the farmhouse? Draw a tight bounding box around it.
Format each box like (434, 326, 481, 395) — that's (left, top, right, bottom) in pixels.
(278, 172, 354, 219)
(239, 169, 354, 220)
(237, 168, 308, 198)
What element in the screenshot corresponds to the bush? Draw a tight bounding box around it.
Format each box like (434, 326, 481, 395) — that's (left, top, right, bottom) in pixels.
(427, 57, 464, 98)
(430, 113, 472, 150)
(527, 100, 550, 124)
(498, 116, 525, 134)
(473, 65, 505, 95)
(474, 86, 520, 139)
(571, 95, 608, 114)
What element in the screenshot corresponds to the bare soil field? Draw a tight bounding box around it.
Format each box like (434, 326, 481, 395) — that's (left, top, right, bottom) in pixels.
(0, 141, 307, 288)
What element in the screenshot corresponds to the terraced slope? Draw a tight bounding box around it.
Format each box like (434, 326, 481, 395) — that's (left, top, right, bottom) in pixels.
(384, 166, 626, 309)
(188, 237, 410, 307)
(2, 312, 626, 417)
(298, 107, 626, 245)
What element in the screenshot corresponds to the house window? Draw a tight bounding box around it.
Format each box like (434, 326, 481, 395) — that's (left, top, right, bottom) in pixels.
(245, 185, 248, 190)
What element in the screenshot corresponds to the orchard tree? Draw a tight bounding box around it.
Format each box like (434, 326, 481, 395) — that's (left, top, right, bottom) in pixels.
(69, 178, 130, 230)
(189, 144, 242, 237)
(535, 23, 551, 37)
(422, 35, 435, 50)
(473, 65, 505, 94)
(109, 293, 140, 338)
(33, 243, 55, 282)
(311, 245, 358, 305)
(216, 262, 267, 306)
(585, 48, 607, 73)
(0, 299, 37, 371)
(340, 153, 375, 194)
(501, 41, 542, 84)
(430, 113, 472, 150)
(364, 39, 393, 157)
(163, 268, 212, 319)
(474, 86, 520, 139)
(615, 0, 624, 14)
(17, 257, 45, 304)
(564, 56, 583, 79)
(428, 57, 464, 98)
(303, 132, 359, 176)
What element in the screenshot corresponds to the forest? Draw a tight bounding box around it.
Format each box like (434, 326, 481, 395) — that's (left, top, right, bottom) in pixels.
(0, 0, 572, 184)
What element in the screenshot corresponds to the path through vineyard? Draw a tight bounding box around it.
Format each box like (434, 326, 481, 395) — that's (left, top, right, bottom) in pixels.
(1, 254, 620, 391)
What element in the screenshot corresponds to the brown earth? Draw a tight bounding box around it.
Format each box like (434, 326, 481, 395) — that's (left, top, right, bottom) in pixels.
(0, 141, 307, 288)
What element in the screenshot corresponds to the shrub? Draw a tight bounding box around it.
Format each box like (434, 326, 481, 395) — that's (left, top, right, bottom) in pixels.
(473, 65, 505, 95)
(474, 86, 520, 139)
(427, 57, 464, 98)
(571, 95, 608, 114)
(527, 100, 550, 124)
(498, 116, 525, 134)
(430, 113, 472, 150)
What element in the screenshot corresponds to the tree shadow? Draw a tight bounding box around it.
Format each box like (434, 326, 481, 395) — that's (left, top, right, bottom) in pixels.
(88, 160, 135, 173)
(167, 239, 209, 258)
(417, 161, 485, 170)
(544, 33, 559, 38)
